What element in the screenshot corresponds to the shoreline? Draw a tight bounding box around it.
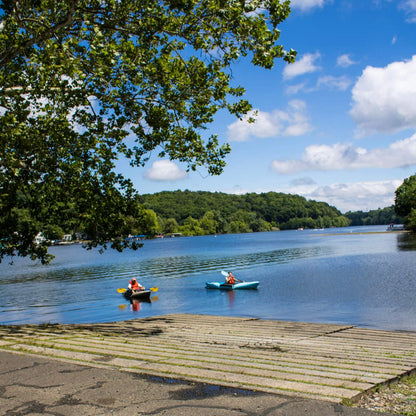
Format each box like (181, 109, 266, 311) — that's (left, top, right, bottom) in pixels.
(313, 230, 409, 236)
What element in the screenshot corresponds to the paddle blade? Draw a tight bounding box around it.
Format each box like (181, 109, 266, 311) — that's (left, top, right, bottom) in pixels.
(221, 270, 228, 277)
(150, 287, 158, 292)
(117, 288, 127, 293)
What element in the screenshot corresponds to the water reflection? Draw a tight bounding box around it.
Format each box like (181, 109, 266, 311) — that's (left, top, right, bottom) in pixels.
(396, 232, 416, 251)
(0, 244, 333, 285)
(226, 290, 235, 308)
(130, 298, 151, 312)
(135, 245, 334, 279)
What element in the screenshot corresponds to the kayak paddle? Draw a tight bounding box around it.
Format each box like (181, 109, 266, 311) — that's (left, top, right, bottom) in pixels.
(117, 287, 158, 293)
(220, 270, 244, 282)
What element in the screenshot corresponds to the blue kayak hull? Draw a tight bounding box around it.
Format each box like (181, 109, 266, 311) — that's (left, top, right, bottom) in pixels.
(205, 281, 259, 290)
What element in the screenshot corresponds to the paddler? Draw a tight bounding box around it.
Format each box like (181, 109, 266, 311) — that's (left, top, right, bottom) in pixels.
(225, 272, 235, 285)
(128, 278, 145, 292)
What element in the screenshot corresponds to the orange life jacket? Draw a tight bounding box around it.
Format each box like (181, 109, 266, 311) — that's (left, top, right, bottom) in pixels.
(129, 279, 140, 291)
(228, 273, 235, 284)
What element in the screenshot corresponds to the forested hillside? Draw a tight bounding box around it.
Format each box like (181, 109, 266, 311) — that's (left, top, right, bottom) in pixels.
(138, 190, 350, 236)
(345, 206, 403, 226)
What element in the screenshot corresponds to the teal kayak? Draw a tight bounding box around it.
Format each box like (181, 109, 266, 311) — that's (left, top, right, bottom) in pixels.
(205, 281, 259, 290)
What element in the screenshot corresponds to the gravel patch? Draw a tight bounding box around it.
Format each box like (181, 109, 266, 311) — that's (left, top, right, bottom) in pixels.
(357, 374, 416, 415)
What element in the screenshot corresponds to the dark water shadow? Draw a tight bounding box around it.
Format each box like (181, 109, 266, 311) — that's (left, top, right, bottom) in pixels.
(0, 317, 178, 337)
(396, 233, 416, 251)
(137, 374, 256, 400)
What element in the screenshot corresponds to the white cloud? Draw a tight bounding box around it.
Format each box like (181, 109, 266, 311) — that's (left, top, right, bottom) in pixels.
(227, 179, 401, 212)
(337, 54, 356, 68)
(350, 55, 416, 136)
(290, 177, 317, 186)
(283, 52, 321, 80)
(317, 75, 352, 91)
(286, 82, 307, 95)
(286, 76, 351, 95)
(399, 0, 416, 22)
(270, 133, 416, 174)
(144, 160, 187, 181)
(290, 0, 327, 11)
(227, 100, 312, 141)
(295, 180, 402, 212)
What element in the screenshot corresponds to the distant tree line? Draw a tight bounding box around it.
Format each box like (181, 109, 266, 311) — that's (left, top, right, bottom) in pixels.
(344, 206, 403, 226)
(18, 189, 414, 245)
(343, 173, 416, 233)
(137, 190, 351, 236)
(10, 183, 416, 265)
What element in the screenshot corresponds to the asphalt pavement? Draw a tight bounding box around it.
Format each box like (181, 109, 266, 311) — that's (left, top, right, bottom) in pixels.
(0, 351, 393, 416)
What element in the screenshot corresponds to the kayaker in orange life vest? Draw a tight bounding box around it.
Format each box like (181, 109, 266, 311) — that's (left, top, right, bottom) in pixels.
(128, 278, 144, 292)
(225, 272, 235, 285)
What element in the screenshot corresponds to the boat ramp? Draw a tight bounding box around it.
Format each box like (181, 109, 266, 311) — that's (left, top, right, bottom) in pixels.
(1, 314, 415, 404)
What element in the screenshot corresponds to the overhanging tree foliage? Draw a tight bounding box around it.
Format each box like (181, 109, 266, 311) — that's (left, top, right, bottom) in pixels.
(395, 174, 416, 232)
(0, 0, 296, 263)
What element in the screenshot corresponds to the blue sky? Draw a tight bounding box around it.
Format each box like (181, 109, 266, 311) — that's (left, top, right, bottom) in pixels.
(122, 0, 416, 213)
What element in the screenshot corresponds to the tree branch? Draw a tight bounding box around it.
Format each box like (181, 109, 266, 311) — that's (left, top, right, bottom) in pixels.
(0, 0, 79, 68)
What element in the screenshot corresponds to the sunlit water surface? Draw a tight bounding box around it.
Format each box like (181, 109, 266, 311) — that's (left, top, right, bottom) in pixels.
(1, 225, 415, 331)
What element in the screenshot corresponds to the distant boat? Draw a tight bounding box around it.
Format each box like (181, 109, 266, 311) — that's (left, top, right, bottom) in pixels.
(386, 224, 405, 231)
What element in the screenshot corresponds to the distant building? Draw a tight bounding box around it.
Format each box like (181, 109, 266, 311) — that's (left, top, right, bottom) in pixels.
(126, 235, 146, 242)
(34, 232, 45, 245)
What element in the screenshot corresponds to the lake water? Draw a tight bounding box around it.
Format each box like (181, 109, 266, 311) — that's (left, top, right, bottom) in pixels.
(1, 225, 415, 331)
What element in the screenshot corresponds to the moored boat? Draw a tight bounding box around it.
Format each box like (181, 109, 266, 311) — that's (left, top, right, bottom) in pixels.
(205, 281, 259, 290)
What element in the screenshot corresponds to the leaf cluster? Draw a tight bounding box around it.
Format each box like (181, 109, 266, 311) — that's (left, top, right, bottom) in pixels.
(395, 173, 416, 232)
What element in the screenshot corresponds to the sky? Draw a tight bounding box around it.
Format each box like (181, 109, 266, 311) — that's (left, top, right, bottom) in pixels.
(121, 0, 416, 213)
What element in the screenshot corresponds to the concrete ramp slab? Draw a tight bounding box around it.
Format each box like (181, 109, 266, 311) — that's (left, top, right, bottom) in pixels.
(1, 314, 415, 403)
